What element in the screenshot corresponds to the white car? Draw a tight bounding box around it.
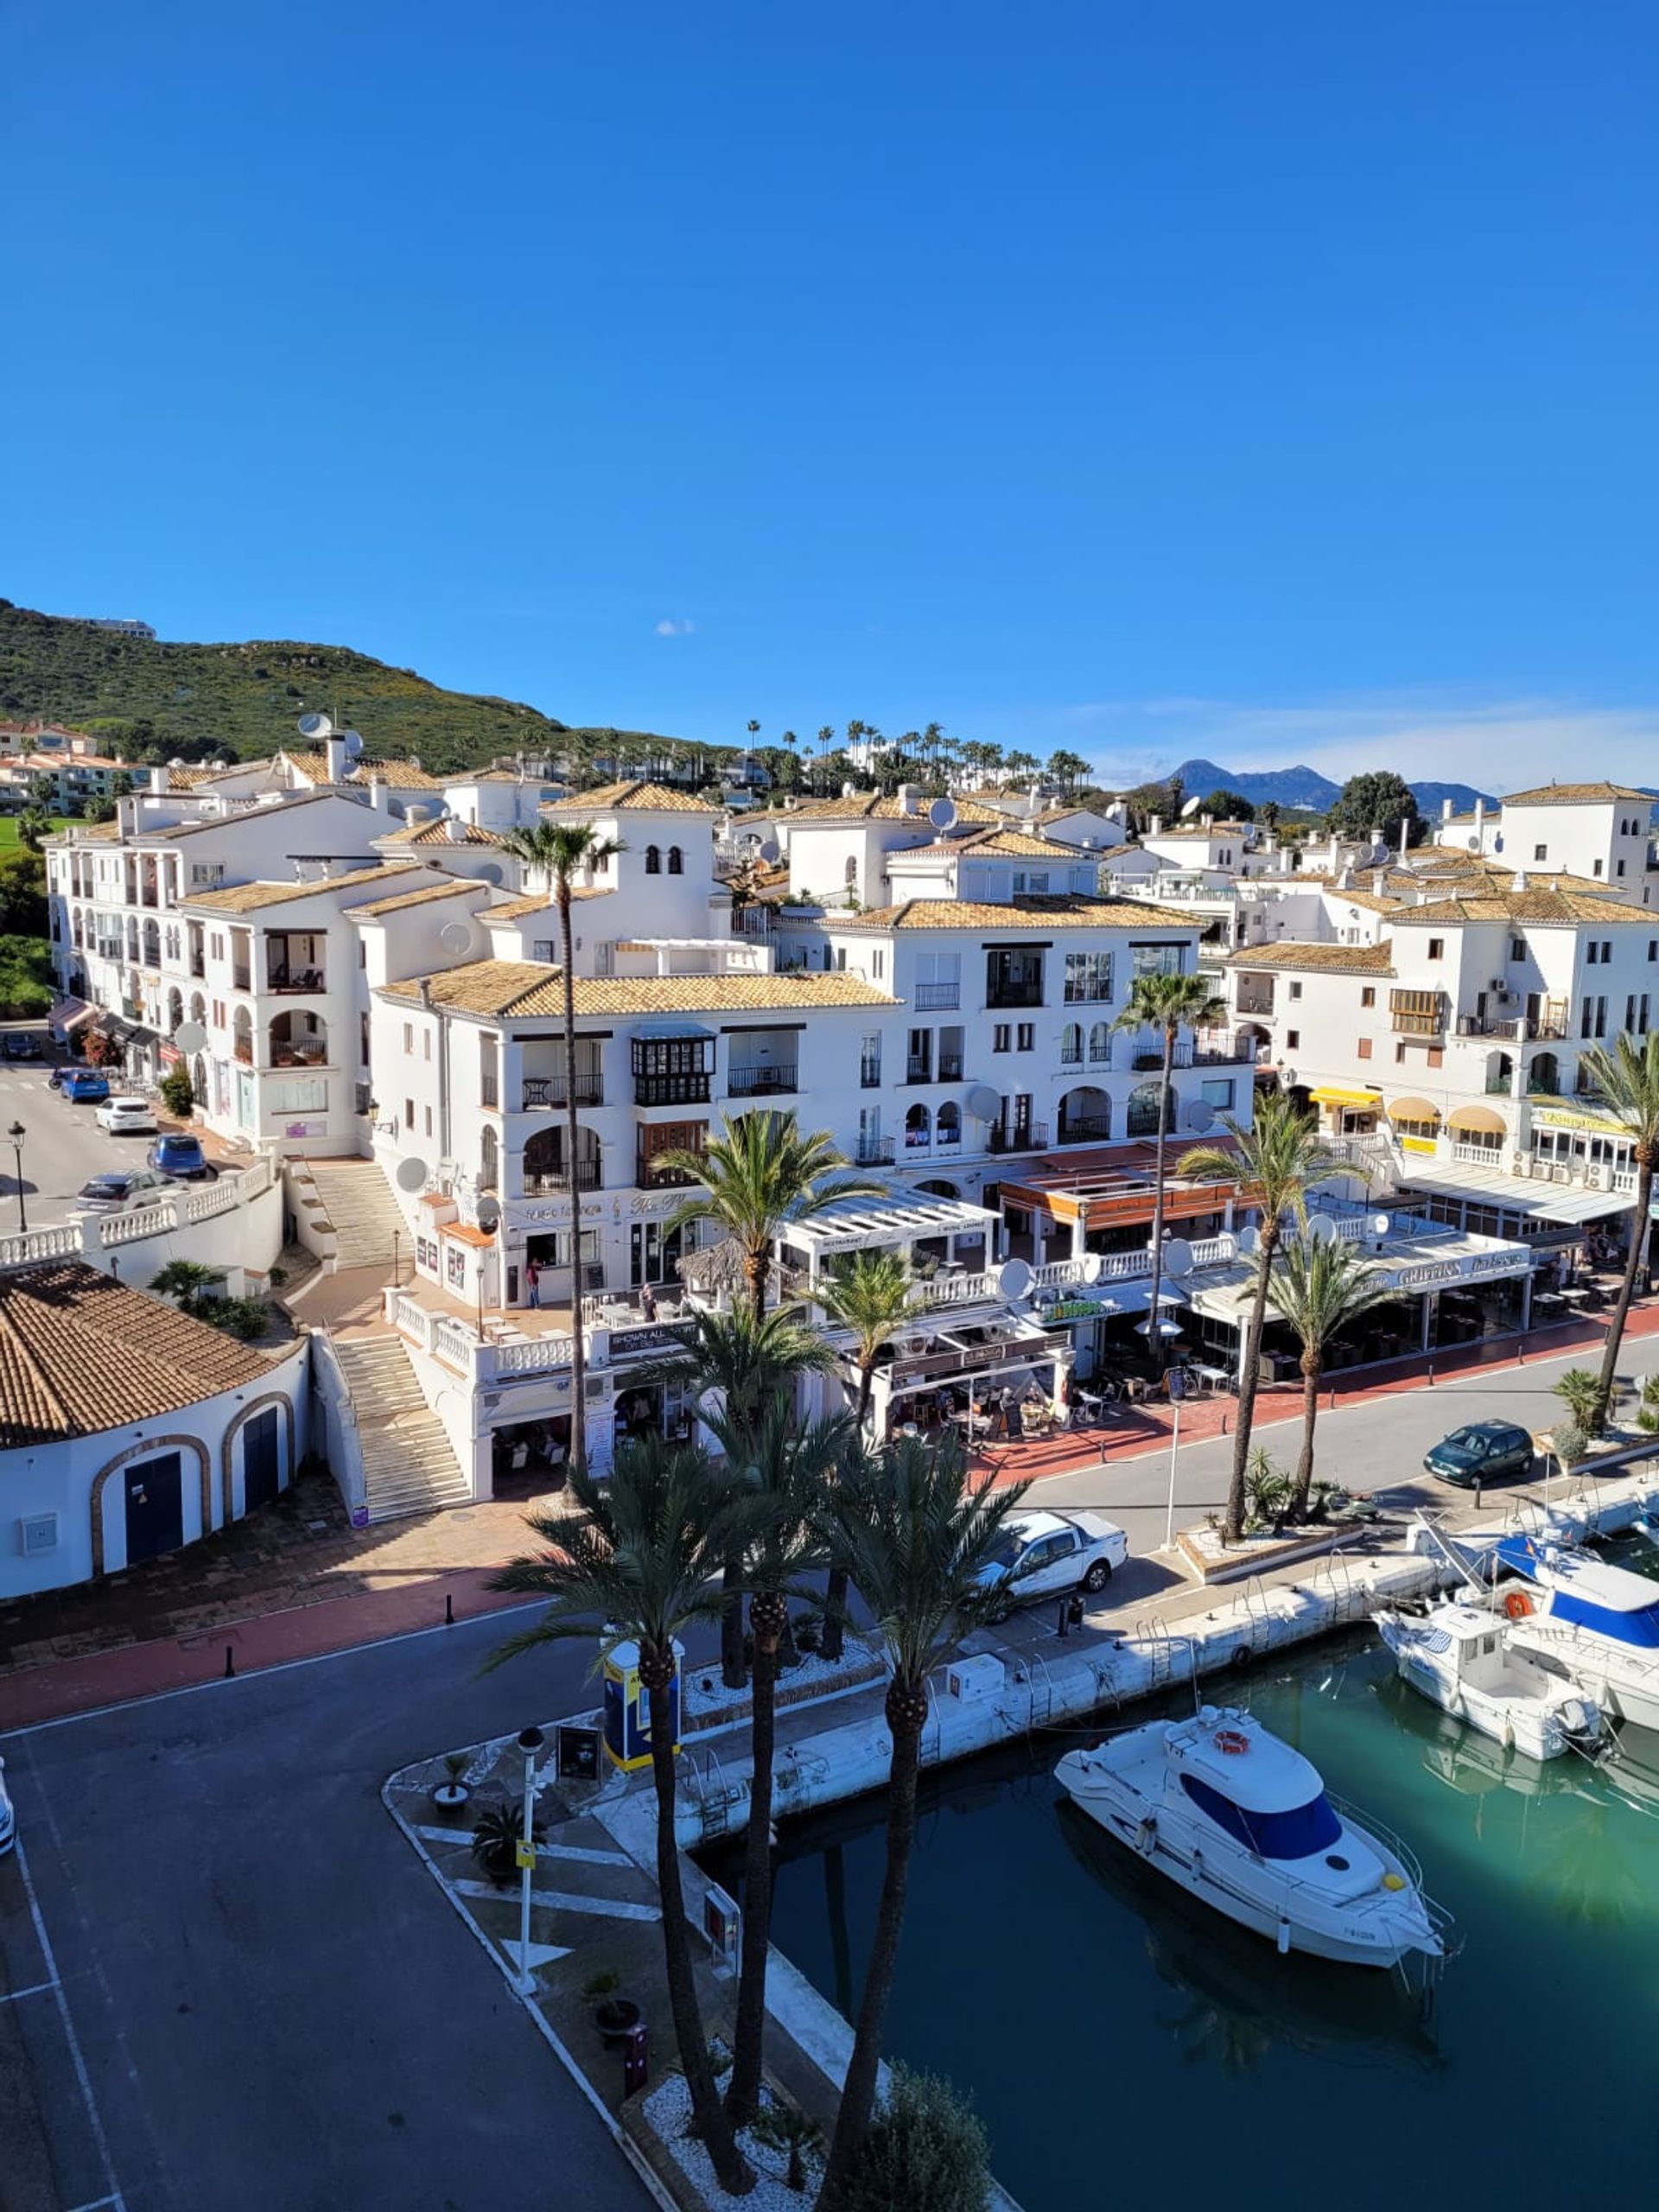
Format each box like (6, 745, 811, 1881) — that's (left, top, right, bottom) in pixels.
(0, 1756, 13, 1857)
(976, 1510, 1129, 1614)
(95, 1096, 158, 1135)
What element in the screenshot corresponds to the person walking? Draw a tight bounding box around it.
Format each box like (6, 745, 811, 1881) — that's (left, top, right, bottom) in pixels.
(525, 1257, 542, 1310)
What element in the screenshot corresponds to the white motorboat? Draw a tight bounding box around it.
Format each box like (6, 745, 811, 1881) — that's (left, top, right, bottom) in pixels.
(1374, 1598, 1605, 1762)
(1054, 1705, 1446, 1969)
(1495, 1533, 1659, 1732)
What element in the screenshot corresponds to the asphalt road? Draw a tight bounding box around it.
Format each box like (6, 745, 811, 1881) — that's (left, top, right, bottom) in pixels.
(0, 1611, 658, 2212)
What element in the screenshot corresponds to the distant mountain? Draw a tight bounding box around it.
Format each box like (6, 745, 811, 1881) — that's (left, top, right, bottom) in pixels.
(1159, 757, 1496, 818)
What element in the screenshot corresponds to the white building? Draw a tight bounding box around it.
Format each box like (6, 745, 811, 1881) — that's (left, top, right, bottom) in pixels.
(1435, 783, 1659, 904)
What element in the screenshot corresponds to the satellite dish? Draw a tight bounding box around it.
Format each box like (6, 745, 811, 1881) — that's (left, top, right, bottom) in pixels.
(968, 1084, 1002, 1122)
(1180, 794, 1204, 817)
(1238, 1226, 1261, 1256)
(1181, 1099, 1216, 1134)
(997, 1258, 1033, 1302)
(477, 861, 505, 886)
(758, 836, 782, 865)
(342, 729, 364, 758)
(1082, 1252, 1103, 1285)
(439, 918, 479, 956)
(1162, 1236, 1194, 1277)
(1306, 1214, 1338, 1246)
(296, 712, 334, 741)
(475, 1196, 501, 1233)
(395, 1156, 429, 1192)
(173, 1020, 208, 1054)
(929, 797, 958, 833)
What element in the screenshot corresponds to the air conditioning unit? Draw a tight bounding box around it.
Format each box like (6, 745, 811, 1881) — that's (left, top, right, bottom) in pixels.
(1490, 979, 1509, 995)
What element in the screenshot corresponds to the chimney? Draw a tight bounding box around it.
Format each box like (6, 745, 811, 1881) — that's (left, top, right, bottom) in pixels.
(369, 772, 391, 813)
(150, 764, 169, 794)
(324, 734, 346, 783)
(898, 783, 920, 817)
(1473, 798, 1485, 839)
(1027, 782, 1041, 819)
(1398, 814, 1411, 855)
(1512, 869, 1529, 893)
(1149, 815, 1162, 836)
(1441, 798, 1454, 822)
(444, 813, 467, 842)
(1372, 868, 1386, 893)
(418, 977, 433, 1007)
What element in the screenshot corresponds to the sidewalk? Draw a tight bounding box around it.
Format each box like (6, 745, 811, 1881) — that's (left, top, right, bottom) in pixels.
(5, 1297, 1656, 1734)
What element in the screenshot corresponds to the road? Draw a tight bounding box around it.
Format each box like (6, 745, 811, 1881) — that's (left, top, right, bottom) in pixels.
(0, 1028, 207, 1230)
(0, 1612, 658, 2212)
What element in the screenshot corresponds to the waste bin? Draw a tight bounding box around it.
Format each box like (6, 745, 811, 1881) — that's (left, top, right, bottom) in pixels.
(601, 1637, 683, 1771)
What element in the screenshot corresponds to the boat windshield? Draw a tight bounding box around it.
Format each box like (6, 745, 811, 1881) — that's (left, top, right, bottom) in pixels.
(1181, 1774, 1344, 1860)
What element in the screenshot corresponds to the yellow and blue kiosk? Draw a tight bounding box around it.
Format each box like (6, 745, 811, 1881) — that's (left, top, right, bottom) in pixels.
(601, 1637, 683, 1771)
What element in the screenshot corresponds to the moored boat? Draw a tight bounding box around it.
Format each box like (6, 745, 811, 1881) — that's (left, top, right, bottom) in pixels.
(1374, 1597, 1605, 1763)
(1495, 1534, 1659, 1733)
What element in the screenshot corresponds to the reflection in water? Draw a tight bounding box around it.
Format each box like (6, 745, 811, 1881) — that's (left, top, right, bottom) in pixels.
(1057, 1801, 1444, 2082)
(823, 1844, 853, 2020)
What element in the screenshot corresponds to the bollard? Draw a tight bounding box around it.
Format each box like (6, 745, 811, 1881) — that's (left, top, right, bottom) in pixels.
(1067, 1592, 1085, 1632)
(445, 1591, 454, 1626)
(224, 1644, 235, 1679)
(1057, 1600, 1071, 1640)
(621, 2021, 649, 2098)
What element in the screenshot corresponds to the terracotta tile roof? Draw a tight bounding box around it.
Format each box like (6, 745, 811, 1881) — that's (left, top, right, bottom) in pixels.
(1316, 884, 1402, 912)
(0, 1263, 270, 1446)
(1227, 939, 1397, 975)
(549, 779, 717, 816)
(379, 962, 897, 1020)
(182, 863, 416, 912)
(1391, 886, 1656, 925)
(352, 878, 488, 918)
(484, 887, 614, 920)
(1500, 781, 1654, 806)
(277, 749, 446, 791)
(840, 894, 1194, 931)
(375, 817, 509, 848)
(781, 792, 1006, 825)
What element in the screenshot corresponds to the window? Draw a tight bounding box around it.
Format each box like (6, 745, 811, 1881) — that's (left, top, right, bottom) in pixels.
(844, 856, 858, 887)
(404, 1098, 415, 1129)
(1588, 943, 1599, 965)
(1130, 943, 1184, 980)
(360, 1013, 370, 1068)
(532, 939, 556, 963)
(667, 846, 683, 874)
(1089, 1020, 1110, 1063)
(872, 950, 885, 979)
(1200, 1078, 1234, 1109)
(1427, 1046, 1444, 1068)
(1360, 987, 1376, 1007)
(1649, 942, 1657, 963)
(1063, 950, 1114, 1003)
(1395, 1041, 1407, 1063)
(645, 845, 661, 874)
(1286, 1028, 1300, 1050)
(423, 1032, 432, 1061)
(1060, 1022, 1083, 1065)
(1427, 938, 1444, 961)
(1511, 938, 1526, 962)
(1288, 980, 1302, 1001)
(1357, 1038, 1372, 1058)
(403, 1022, 414, 1053)
(423, 1105, 434, 1137)
(1618, 860, 1625, 878)
(1534, 844, 1548, 862)
(993, 1024, 1011, 1052)
(1594, 860, 1605, 878)
(1017, 1023, 1035, 1052)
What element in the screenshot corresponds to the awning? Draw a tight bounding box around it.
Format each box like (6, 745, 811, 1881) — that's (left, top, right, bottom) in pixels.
(1310, 1086, 1381, 1110)
(1448, 1103, 1508, 1137)
(1397, 1162, 1636, 1227)
(632, 1022, 714, 1039)
(1387, 1096, 1441, 1126)
(61, 1004, 103, 1033)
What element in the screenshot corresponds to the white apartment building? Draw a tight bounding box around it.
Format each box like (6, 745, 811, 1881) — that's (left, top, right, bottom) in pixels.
(1435, 782, 1659, 903)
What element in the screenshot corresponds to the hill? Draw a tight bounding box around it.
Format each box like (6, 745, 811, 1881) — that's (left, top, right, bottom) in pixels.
(0, 601, 692, 779)
(1166, 756, 1495, 817)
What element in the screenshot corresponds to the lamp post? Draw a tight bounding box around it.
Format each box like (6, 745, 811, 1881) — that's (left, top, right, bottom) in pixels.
(8, 1122, 25, 1235)
(1163, 1365, 1185, 1550)
(515, 1724, 545, 1993)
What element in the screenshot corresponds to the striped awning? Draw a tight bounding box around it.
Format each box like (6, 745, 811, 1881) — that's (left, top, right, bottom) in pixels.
(1448, 1103, 1508, 1136)
(1387, 1096, 1441, 1126)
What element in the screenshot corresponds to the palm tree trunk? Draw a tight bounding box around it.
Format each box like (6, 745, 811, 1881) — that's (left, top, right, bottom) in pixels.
(1224, 1222, 1279, 1545)
(1596, 1154, 1653, 1426)
(727, 1602, 783, 2126)
(1145, 1027, 1174, 1376)
(645, 1672, 753, 2194)
(815, 1689, 925, 2210)
(822, 1363, 874, 1665)
(559, 883, 588, 1482)
(1293, 1351, 1322, 1519)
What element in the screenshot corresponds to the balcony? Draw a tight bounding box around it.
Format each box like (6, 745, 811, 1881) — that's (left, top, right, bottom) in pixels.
(987, 980, 1043, 1010)
(913, 982, 960, 1012)
(987, 1122, 1048, 1154)
(728, 1064, 798, 1098)
(637, 1152, 700, 1189)
(232, 967, 252, 994)
(855, 1135, 896, 1166)
(906, 1055, 963, 1085)
(1389, 989, 1446, 1037)
(481, 1071, 499, 1108)
(523, 1072, 604, 1109)
(524, 1160, 604, 1195)
(1057, 1115, 1112, 1146)
(859, 1056, 882, 1090)
(635, 1069, 711, 1106)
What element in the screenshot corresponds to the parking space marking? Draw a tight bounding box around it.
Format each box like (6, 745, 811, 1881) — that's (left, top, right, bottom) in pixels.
(453, 1878, 660, 1922)
(14, 1836, 126, 2212)
(0, 1975, 60, 2003)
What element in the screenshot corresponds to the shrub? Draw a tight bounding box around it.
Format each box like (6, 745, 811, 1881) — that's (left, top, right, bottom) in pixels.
(1554, 1367, 1606, 1437)
(1243, 1446, 1292, 1531)
(841, 2066, 990, 2212)
(750, 2099, 824, 2192)
(200, 1295, 270, 1341)
(1549, 1421, 1589, 1469)
(470, 1801, 545, 1885)
(159, 1065, 194, 1120)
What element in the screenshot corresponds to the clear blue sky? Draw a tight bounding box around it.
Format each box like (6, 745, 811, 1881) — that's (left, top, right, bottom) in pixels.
(11, 2, 1657, 789)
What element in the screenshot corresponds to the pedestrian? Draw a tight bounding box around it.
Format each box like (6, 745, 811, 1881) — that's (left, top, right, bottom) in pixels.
(525, 1258, 542, 1310)
(639, 1281, 658, 1324)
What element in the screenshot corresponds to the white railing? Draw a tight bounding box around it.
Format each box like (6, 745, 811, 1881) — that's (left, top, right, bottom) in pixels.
(1451, 1141, 1506, 1168)
(493, 1333, 575, 1375)
(433, 1316, 480, 1369)
(100, 1201, 176, 1247)
(915, 1269, 999, 1307)
(0, 1224, 79, 1267)
(183, 1177, 241, 1222)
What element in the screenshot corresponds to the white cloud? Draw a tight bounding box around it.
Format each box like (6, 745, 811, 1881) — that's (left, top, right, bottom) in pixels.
(653, 617, 696, 638)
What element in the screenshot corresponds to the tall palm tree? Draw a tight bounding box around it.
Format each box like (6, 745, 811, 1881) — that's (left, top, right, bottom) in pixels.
(812, 1436, 1030, 2210)
(1180, 1096, 1338, 1545)
(702, 1395, 849, 2126)
(1578, 1032, 1659, 1427)
(485, 1440, 754, 2196)
(658, 1109, 886, 1327)
(499, 818, 622, 1480)
(816, 724, 836, 795)
(814, 1250, 918, 1662)
(1114, 970, 1227, 1374)
(1265, 1236, 1400, 1517)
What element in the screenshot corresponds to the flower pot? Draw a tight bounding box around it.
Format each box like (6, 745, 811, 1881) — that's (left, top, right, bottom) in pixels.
(430, 1781, 471, 1811)
(594, 1997, 641, 2046)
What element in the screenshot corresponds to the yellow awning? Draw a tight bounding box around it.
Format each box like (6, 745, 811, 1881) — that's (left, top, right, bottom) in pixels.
(1310, 1086, 1381, 1109)
(1448, 1103, 1508, 1136)
(1387, 1096, 1441, 1126)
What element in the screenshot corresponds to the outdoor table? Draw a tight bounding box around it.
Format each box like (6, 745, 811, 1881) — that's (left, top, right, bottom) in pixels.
(1190, 1362, 1233, 1392)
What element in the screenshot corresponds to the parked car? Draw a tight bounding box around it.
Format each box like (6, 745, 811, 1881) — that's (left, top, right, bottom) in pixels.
(75, 1168, 181, 1212)
(149, 1131, 217, 1181)
(0, 1756, 13, 1858)
(2, 1032, 42, 1060)
(60, 1071, 111, 1104)
(975, 1510, 1129, 1613)
(1423, 1421, 1536, 1488)
(95, 1096, 159, 1135)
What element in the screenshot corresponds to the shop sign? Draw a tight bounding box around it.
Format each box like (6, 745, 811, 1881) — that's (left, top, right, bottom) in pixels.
(1389, 1249, 1527, 1290)
(610, 1324, 690, 1362)
(1531, 1105, 1630, 1136)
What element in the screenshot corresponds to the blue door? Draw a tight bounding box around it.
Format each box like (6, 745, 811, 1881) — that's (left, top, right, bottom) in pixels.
(124, 1452, 184, 1565)
(242, 1407, 281, 1513)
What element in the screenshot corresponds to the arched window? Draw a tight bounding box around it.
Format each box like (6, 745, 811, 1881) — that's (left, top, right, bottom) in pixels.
(905, 1103, 931, 1150)
(845, 857, 859, 887)
(1127, 1081, 1175, 1139)
(1060, 1022, 1083, 1066)
(645, 845, 661, 874)
(1089, 1021, 1111, 1064)
(667, 846, 683, 874)
(937, 1101, 961, 1147)
(188, 993, 207, 1027)
(166, 988, 184, 1033)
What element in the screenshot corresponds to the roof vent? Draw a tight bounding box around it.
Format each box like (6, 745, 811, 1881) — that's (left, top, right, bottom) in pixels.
(898, 783, 921, 817)
(1512, 870, 1529, 893)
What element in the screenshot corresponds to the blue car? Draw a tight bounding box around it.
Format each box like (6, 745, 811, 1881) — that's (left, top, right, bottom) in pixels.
(61, 1071, 110, 1103)
(148, 1131, 217, 1182)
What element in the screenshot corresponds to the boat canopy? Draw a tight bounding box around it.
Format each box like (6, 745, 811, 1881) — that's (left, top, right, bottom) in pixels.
(1497, 1537, 1659, 1648)
(1179, 1774, 1344, 1861)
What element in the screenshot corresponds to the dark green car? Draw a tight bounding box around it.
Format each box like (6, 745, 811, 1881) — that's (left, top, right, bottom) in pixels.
(1423, 1420, 1535, 1487)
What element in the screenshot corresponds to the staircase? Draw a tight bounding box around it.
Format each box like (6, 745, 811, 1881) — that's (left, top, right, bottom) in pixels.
(310, 1160, 411, 1268)
(332, 1335, 474, 1521)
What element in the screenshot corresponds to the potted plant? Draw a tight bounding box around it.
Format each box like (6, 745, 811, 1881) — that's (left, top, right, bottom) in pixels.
(583, 1967, 641, 2044)
(431, 1752, 471, 1811)
(470, 1801, 544, 1886)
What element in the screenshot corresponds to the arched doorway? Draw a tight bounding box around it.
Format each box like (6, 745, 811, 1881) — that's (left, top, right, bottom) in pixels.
(240, 1407, 283, 1513)
(122, 1451, 185, 1565)
(1058, 1086, 1110, 1145)
(1126, 1081, 1175, 1140)
(1529, 1051, 1560, 1098)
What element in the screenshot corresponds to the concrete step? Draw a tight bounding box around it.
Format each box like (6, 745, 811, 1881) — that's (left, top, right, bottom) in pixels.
(332, 1329, 473, 1522)
(307, 1160, 411, 1265)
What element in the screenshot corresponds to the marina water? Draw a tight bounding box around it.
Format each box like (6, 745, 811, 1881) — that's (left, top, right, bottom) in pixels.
(736, 1601, 1659, 2209)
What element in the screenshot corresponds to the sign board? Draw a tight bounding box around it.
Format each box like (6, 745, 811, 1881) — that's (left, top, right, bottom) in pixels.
(514, 1838, 537, 1872)
(703, 1883, 741, 1974)
(1384, 1248, 1529, 1291)
(556, 1723, 601, 1784)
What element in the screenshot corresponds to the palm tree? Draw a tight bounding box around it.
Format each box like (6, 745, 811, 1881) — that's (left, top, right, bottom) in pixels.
(812, 1436, 1029, 2209)
(702, 1395, 848, 2126)
(485, 1440, 754, 2196)
(148, 1258, 226, 1315)
(814, 1251, 917, 1662)
(1114, 970, 1227, 1374)
(658, 1109, 886, 1328)
(499, 819, 622, 1480)
(1265, 1236, 1400, 1517)
(1577, 1033, 1659, 1426)
(816, 725, 836, 795)
(1180, 1096, 1338, 1546)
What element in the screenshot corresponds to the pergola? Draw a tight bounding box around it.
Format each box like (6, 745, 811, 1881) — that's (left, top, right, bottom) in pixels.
(778, 1192, 1001, 1281)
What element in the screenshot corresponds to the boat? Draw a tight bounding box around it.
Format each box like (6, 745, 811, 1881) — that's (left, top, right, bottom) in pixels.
(1053, 1705, 1446, 1968)
(1494, 1533, 1659, 1732)
(1374, 1597, 1605, 1763)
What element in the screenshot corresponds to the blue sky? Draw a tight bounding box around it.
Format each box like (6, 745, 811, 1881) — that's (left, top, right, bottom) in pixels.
(10, 2, 1657, 790)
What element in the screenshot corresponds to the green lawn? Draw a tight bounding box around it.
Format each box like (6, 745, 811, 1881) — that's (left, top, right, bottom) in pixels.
(0, 816, 68, 849)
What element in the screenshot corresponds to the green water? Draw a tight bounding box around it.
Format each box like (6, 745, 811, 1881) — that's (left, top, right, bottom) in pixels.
(736, 1629, 1659, 2211)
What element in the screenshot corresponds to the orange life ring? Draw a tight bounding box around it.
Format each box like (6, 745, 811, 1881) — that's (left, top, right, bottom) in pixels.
(1214, 1727, 1250, 1755)
(1504, 1591, 1534, 1621)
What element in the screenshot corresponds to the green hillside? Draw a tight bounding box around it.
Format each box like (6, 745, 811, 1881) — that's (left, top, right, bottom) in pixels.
(0, 601, 696, 779)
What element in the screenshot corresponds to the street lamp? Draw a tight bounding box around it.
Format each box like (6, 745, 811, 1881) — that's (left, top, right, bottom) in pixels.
(8, 1122, 25, 1235)
(514, 1725, 545, 1993)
